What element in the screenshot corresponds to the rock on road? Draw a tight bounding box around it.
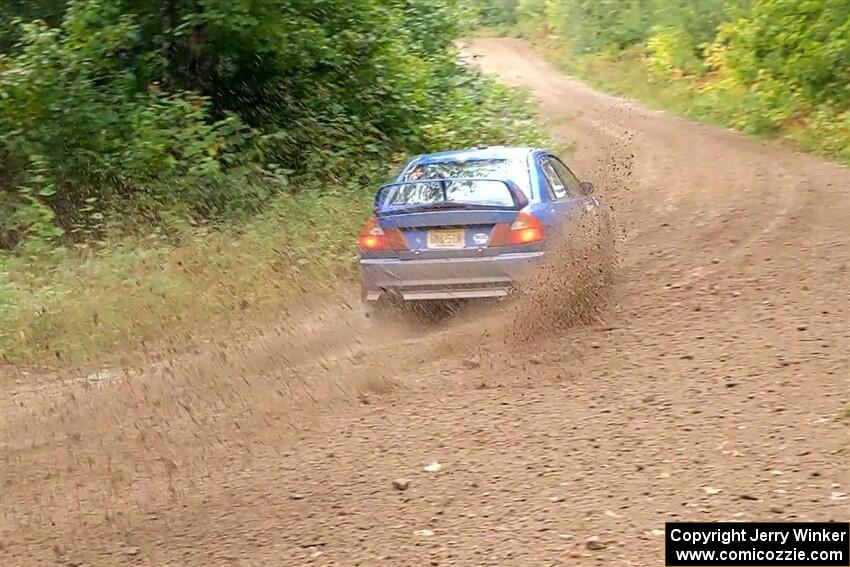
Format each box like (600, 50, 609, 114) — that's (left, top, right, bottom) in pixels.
(1, 38, 848, 567)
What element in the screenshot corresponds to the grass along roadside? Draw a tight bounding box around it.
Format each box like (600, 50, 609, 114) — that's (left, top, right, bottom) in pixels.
(0, 190, 372, 367)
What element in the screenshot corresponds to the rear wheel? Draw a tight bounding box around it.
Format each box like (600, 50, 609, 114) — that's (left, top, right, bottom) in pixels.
(363, 295, 464, 325)
(406, 300, 465, 323)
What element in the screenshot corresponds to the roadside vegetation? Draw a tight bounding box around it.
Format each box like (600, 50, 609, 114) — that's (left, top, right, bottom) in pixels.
(474, 0, 850, 165)
(0, 0, 546, 366)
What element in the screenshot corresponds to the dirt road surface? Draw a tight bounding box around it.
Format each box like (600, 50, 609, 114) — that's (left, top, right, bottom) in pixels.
(2, 38, 848, 566)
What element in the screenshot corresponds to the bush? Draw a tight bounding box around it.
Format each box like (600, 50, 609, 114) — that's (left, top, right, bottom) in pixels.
(0, 0, 550, 365)
(0, 3, 266, 248)
(0, 0, 548, 252)
(646, 27, 705, 78)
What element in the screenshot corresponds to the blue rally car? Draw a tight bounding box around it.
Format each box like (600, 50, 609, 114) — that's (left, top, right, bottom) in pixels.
(358, 146, 609, 309)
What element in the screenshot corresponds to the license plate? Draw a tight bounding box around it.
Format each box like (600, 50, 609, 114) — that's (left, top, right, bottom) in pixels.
(427, 229, 465, 249)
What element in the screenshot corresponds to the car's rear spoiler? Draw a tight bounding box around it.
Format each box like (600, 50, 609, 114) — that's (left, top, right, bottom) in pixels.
(374, 178, 529, 213)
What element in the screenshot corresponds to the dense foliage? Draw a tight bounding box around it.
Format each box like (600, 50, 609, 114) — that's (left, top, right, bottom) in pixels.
(475, 0, 850, 163)
(0, 0, 549, 364)
(0, 0, 542, 251)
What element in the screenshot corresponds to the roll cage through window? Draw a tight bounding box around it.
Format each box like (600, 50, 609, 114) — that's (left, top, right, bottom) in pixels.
(539, 154, 582, 200)
(401, 158, 533, 198)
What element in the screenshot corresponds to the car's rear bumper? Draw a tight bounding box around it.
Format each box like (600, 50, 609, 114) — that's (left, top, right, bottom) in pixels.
(360, 251, 544, 301)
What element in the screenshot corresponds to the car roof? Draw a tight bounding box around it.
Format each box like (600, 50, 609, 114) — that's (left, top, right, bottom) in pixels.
(411, 146, 539, 165)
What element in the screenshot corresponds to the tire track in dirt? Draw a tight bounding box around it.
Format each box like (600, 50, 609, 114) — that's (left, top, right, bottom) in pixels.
(1, 38, 848, 566)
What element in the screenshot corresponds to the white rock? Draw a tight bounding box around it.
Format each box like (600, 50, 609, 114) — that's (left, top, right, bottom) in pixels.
(585, 536, 606, 551)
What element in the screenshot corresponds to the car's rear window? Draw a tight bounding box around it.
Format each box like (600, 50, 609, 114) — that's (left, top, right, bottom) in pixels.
(402, 158, 531, 195)
(387, 179, 516, 207)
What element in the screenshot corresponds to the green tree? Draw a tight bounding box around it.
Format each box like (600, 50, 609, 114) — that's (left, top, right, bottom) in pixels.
(1, 0, 544, 249)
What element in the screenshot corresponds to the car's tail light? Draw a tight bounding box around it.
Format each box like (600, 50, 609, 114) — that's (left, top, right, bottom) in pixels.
(359, 216, 408, 251)
(489, 212, 544, 246)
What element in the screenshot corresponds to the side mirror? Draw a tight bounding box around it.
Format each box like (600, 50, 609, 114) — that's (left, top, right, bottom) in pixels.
(579, 181, 594, 195)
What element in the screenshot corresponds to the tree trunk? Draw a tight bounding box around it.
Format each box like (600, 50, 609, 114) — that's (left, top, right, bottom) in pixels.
(161, 0, 178, 87)
(187, 0, 206, 92)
